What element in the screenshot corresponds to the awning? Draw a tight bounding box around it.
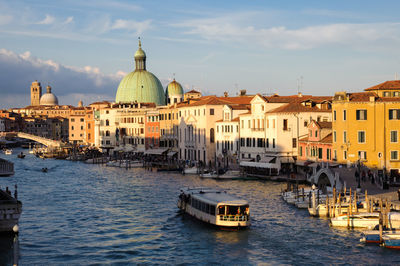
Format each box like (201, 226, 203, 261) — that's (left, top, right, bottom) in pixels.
(240, 161, 279, 169)
(296, 160, 313, 166)
(240, 158, 255, 162)
(167, 151, 178, 157)
(260, 156, 276, 163)
(144, 148, 168, 155)
(280, 156, 295, 163)
(308, 162, 320, 168)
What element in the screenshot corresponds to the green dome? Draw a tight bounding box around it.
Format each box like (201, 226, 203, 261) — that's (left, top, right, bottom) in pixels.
(115, 70, 166, 105)
(166, 79, 184, 97)
(115, 39, 166, 106)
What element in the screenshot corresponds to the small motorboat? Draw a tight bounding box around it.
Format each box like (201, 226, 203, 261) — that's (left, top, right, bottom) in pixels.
(17, 152, 25, 159)
(4, 149, 12, 155)
(382, 233, 400, 249)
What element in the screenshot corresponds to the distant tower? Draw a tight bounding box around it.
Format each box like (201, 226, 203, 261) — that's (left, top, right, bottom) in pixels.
(30, 80, 42, 106)
(78, 100, 83, 107)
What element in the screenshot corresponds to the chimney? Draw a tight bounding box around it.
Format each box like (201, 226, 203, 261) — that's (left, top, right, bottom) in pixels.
(224, 91, 228, 97)
(240, 89, 246, 96)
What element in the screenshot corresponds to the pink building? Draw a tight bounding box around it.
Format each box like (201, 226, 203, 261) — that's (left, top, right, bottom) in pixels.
(298, 120, 332, 162)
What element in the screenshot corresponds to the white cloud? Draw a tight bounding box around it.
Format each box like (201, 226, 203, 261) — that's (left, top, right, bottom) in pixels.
(111, 19, 152, 35)
(37, 14, 55, 25)
(174, 15, 400, 50)
(63, 16, 74, 25)
(0, 49, 122, 108)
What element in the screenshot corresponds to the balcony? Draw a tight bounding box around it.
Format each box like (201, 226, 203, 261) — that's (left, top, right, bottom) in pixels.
(251, 128, 264, 132)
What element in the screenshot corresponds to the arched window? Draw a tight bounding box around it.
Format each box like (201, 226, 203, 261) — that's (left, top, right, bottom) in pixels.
(210, 128, 215, 143)
(106, 130, 110, 136)
(106, 119, 110, 126)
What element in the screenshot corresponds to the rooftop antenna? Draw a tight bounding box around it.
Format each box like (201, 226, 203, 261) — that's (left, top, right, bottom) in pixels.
(395, 73, 398, 80)
(297, 76, 303, 94)
(173, 73, 176, 81)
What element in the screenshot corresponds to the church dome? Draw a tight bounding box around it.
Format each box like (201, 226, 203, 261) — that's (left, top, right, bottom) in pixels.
(115, 39, 166, 106)
(40, 85, 58, 106)
(166, 79, 184, 97)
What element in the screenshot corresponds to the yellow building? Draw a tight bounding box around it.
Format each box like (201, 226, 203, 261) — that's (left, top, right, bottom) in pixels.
(332, 81, 400, 176)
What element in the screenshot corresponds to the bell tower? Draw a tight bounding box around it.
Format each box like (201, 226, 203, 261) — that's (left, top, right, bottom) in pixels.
(30, 80, 42, 106)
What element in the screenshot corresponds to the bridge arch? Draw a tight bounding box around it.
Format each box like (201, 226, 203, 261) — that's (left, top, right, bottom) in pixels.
(1, 132, 63, 148)
(311, 168, 342, 191)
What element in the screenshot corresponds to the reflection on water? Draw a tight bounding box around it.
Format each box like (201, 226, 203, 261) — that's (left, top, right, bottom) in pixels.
(0, 150, 399, 264)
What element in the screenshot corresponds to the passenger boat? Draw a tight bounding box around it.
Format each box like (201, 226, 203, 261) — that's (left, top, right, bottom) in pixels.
(177, 187, 250, 229)
(4, 149, 12, 155)
(382, 233, 400, 249)
(0, 187, 22, 233)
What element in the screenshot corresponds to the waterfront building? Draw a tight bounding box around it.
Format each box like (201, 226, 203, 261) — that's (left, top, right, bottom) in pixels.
(159, 105, 179, 150)
(332, 80, 400, 176)
(215, 104, 250, 166)
(23, 116, 68, 141)
(145, 108, 160, 149)
(298, 120, 333, 163)
(95, 102, 155, 152)
(239, 94, 332, 166)
(177, 94, 253, 166)
(115, 39, 166, 106)
(0, 110, 23, 132)
(69, 108, 94, 145)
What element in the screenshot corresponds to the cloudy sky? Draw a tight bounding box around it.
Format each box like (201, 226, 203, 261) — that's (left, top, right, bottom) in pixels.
(1, 0, 400, 108)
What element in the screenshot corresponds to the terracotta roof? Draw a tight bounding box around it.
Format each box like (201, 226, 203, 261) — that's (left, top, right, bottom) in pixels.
(232, 117, 240, 122)
(177, 95, 253, 107)
(267, 103, 331, 114)
(186, 90, 200, 94)
(315, 121, 332, 129)
(320, 133, 332, 144)
(339, 92, 400, 102)
(365, 80, 400, 91)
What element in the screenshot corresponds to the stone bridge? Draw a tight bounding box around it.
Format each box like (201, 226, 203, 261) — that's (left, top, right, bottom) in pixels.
(308, 165, 343, 191)
(1, 132, 63, 149)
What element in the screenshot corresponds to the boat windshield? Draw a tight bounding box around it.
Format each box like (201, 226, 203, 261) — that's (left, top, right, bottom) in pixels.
(218, 204, 249, 216)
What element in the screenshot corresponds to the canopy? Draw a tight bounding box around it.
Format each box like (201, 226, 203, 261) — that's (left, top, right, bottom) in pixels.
(167, 151, 178, 157)
(144, 148, 168, 155)
(280, 156, 295, 163)
(260, 156, 276, 163)
(240, 161, 279, 169)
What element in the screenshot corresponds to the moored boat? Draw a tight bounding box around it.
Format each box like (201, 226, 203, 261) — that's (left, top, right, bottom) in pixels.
(330, 213, 380, 228)
(4, 149, 12, 155)
(177, 187, 250, 229)
(0, 186, 22, 233)
(382, 233, 400, 249)
(360, 229, 397, 244)
(213, 170, 242, 180)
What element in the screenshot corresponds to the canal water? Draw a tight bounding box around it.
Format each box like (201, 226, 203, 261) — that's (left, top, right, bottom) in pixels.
(0, 149, 399, 265)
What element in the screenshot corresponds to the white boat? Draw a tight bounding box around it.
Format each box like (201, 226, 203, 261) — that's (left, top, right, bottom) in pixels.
(214, 170, 242, 180)
(106, 160, 142, 168)
(0, 188, 22, 233)
(177, 187, 250, 229)
(182, 167, 199, 175)
(4, 149, 12, 155)
(331, 212, 400, 229)
(200, 171, 218, 178)
(330, 213, 380, 228)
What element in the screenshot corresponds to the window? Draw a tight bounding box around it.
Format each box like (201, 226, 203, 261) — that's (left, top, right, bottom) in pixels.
(283, 119, 288, 131)
(343, 110, 346, 121)
(71, 126, 74, 130)
(272, 138, 275, 148)
(333, 131, 336, 142)
(384, 91, 390, 97)
(333, 110, 336, 121)
(106, 130, 110, 136)
(106, 119, 109, 126)
(210, 128, 215, 143)
(394, 92, 400, 97)
(327, 149, 331, 160)
(358, 151, 367, 160)
(210, 109, 214, 115)
(356, 110, 367, 120)
(299, 146, 303, 157)
(391, 131, 398, 143)
(80, 118, 84, 122)
(389, 109, 400, 120)
(391, 151, 399, 160)
(71, 118, 75, 122)
(315, 130, 318, 138)
(292, 138, 297, 148)
(333, 150, 337, 160)
(343, 131, 347, 143)
(304, 121, 308, 127)
(358, 131, 366, 143)
(318, 148, 323, 159)
(343, 150, 347, 160)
